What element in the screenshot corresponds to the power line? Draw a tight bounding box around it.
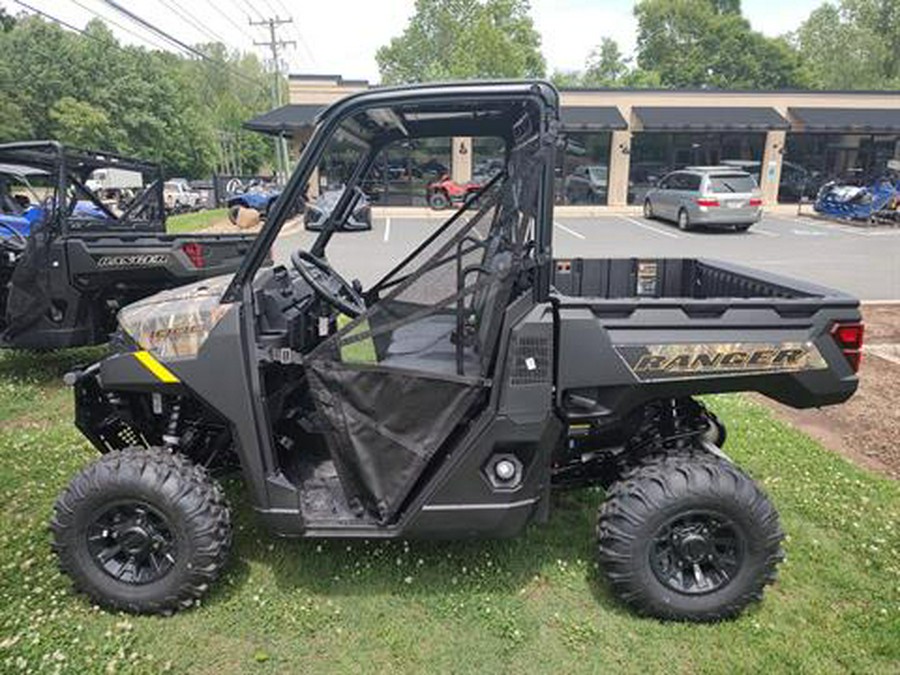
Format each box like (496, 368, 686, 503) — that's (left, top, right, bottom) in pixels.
(156, 0, 229, 46)
(236, 0, 265, 22)
(198, 0, 247, 38)
(101, 0, 264, 90)
(67, 0, 173, 51)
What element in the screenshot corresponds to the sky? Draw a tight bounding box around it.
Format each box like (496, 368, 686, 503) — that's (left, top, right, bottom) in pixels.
(2, 0, 825, 82)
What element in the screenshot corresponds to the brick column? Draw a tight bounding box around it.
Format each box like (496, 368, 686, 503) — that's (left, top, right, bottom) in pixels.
(760, 130, 786, 206)
(451, 137, 472, 183)
(607, 130, 632, 207)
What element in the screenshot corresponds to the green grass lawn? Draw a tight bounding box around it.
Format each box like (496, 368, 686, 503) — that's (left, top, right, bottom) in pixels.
(166, 208, 229, 234)
(0, 349, 897, 674)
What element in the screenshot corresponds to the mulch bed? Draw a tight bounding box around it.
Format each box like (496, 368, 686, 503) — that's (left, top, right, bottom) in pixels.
(758, 304, 900, 479)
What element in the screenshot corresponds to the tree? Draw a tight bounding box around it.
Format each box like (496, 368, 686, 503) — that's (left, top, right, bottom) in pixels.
(550, 38, 661, 89)
(634, 0, 808, 88)
(584, 38, 628, 85)
(49, 97, 118, 149)
(376, 0, 545, 84)
(0, 7, 15, 32)
(0, 15, 275, 177)
(795, 0, 900, 89)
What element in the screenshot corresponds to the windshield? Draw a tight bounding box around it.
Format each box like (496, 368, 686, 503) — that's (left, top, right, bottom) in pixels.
(707, 174, 757, 194)
(264, 124, 505, 288)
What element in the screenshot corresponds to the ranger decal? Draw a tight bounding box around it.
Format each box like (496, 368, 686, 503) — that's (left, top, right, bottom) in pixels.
(96, 253, 169, 268)
(615, 342, 827, 381)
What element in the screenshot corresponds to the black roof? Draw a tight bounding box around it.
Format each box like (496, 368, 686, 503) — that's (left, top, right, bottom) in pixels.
(633, 106, 790, 131)
(789, 107, 900, 133)
(0, 141, 160, 174)
(244, 104, 324, 136)
(560, 106, 627, 130)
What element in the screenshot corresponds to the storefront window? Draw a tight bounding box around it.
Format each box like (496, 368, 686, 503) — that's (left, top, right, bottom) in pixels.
(362, 138, 452, 206)
(628, 132, 766, 204)
(779, 133, 900, 203)
(557, 132, 612, 205)
(472, 137, 506, 184)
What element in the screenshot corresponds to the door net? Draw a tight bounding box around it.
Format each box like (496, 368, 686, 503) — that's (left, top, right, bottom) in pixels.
(306, 136, 549, 520)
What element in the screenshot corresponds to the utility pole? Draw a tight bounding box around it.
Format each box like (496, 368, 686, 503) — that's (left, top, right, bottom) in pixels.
(250, 16, 295, 185)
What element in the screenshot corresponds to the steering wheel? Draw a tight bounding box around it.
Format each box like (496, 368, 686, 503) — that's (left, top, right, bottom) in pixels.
(291, 250, 366, 318)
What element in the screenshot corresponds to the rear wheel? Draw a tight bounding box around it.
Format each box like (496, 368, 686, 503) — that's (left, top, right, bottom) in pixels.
(677, 208, 692, 231)
(51, 448, 232, 615)
(735, 223, 752, 232)
(597, 454, 783, 622)
(228, 205, 240, 225)
(643, 199, 654, 219)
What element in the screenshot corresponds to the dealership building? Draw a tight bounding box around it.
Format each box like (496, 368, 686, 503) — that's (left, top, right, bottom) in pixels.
(246, 74, 900, 209)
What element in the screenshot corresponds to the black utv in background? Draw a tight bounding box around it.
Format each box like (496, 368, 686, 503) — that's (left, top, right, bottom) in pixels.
(52, 83, 863, 622)
(0, 142, 258, 350)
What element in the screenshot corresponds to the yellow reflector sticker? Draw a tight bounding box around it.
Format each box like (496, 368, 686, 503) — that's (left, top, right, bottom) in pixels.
(133, 350, 180, 383)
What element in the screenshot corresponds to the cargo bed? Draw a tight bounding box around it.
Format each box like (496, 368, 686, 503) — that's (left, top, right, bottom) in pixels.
(551, 257, 861, 417)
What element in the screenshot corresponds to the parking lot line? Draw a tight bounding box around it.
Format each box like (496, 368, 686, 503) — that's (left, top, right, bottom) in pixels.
(383, 217, 391, 242)
(554, 221, 586, 240)
(620, 216, 680, 239)
(768, 216, 869, 236)
(750, 226, 779, 237)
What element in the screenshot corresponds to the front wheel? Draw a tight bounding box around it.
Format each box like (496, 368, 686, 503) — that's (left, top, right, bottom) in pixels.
(643, 199, 654, 219)
(597, 455, 783, 622)
(51, 448, 232, 615)
(428, 191, 450, 210)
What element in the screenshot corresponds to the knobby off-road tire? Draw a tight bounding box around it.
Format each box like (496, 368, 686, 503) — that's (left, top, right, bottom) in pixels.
(51, 447, 232, 615)
(597, 454, 783, 622)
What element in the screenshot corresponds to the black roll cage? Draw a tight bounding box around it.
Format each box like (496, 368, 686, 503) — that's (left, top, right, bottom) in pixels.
(222, 80, 560, 303)
(0, 140, 166, 235)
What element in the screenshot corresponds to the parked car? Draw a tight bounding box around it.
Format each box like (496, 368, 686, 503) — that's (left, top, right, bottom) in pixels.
(304, 186, 372, 231)
(163, 178, 202, 213)
(563, 164, 608, 204)
(643, 167, 763, 232)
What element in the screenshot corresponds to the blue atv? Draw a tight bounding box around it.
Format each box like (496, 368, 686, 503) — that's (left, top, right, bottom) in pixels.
(814, 175, 900, 221)
(226, 186, 282, 225)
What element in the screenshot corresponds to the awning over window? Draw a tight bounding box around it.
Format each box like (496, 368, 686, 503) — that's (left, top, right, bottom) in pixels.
(244, 104, 323, 135)
(560, 106, 627, 130)
(633, 106, 790, 131)
(788, 108, 900, 133)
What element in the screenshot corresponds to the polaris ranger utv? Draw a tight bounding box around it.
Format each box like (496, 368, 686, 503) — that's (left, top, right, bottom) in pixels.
(0, 142, 259, 350)
(51, 82, 863, 622)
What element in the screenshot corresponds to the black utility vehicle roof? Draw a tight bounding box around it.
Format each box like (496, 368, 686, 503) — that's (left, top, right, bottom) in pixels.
(0, 141, 161, 178)
(284, 80, 559, 141)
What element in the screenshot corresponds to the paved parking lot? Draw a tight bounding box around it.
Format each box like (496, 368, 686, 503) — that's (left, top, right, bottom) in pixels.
(275, 212, 900, 301)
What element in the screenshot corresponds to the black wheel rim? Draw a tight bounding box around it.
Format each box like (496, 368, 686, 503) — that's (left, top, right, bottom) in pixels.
(649, 510, 744, 595)
(86, 501, 177, 585)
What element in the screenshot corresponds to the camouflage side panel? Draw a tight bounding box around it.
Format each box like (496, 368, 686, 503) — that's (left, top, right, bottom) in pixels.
(118, 274, 235, 358)
(615, 341, 828, 382)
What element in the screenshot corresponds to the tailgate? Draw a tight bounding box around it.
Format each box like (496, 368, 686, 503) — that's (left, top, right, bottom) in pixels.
(63, 233, 259, 288)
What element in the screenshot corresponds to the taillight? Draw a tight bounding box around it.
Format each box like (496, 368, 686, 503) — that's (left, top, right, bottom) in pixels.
(695, 198, 720, 207)
(181, 242, 205, 268)
(831, 321, 864, 373)
(749, 198, 763, 207)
